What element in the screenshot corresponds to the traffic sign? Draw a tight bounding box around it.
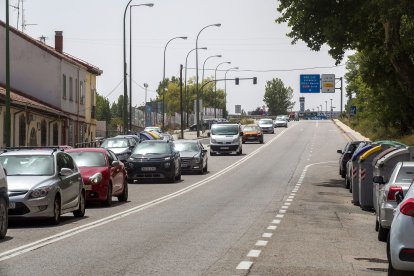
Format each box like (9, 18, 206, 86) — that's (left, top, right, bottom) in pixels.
(235, 105, 241, 114)
(299, 97, 305, 112)
(321, 74, 335, 93)
(300, 74, 320, 93)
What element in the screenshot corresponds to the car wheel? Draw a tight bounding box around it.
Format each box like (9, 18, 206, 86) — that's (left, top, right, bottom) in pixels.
(102, 182, 113, 207)
(73, 191, 85, 218)
(50, 195, 61, 225)
(237, 148, 242, 155)
(375, 217, 379, 232)
(259, 138, 264, 144)
(0, 198, 8, 239)
(168, 166, 176, 183)
(118, 178, 128, 202)
(210, 151, 215, 156)
(345, 177, 350, 189)
(176, 169, 182, 180)
(378, 223, 389, 242)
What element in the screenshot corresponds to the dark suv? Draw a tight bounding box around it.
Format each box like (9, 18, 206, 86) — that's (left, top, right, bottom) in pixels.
(125, 140, 181, 183)
(337, 141, 362, 178)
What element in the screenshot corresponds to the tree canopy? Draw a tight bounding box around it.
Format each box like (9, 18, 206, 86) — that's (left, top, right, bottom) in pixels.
(263, 78, 294, 116)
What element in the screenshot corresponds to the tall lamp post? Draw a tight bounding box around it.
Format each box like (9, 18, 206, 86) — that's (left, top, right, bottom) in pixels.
(214, 61, 231, 118)
(5, 0, 11, 146)
(202, 54, 221, 84)
(325, 100, 327, 114)
(185, 47, 207, 127)
(224, 67, 239, 119)
(196, 23, 221, 137)
(144, 83, 148, 126)
(129, 3, 153, 132)
(320, 104, 323, 114)
(330, 98, 333, 119)
(162, 36, 187, 130)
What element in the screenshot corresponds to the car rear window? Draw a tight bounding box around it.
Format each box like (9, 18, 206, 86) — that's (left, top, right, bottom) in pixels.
(0, 155, 54, 176)
(101, 139, 128, 148)
(396, 167, 414, 184)
(243, 126, 259, 132)
(68, 152, 106, 167)
(133, 143, 170, 155)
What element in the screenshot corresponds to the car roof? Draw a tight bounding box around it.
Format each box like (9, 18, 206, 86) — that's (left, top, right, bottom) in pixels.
(66, 148, 108, 153)
(174, 139, 197, 143)
(141, 139, 169, 144)
(0, 149, 59, 156)
(400, 162, 414, 167)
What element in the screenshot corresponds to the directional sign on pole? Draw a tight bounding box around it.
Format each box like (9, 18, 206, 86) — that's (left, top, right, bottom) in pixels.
(300, 74, 320, 93)
(235, 105, 241, 114)
(321, 74, 335, 93)
(299, 97, 305, 112)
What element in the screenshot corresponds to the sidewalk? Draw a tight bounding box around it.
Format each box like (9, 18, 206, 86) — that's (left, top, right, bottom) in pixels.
(333, 119, 370, 142)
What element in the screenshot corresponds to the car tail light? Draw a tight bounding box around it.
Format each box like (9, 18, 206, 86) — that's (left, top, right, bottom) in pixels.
(400, 198, 414, 217)
(387, 186, 403, 201)
(399, 248, 414, 262)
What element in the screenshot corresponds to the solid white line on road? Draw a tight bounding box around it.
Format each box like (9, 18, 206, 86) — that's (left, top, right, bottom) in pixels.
(262, 233, 273, 238)
(247, 250, 261, 258)
(256, 240, 268, 246)
(236, 261, 253, 270)
(0, 125, 299, 262)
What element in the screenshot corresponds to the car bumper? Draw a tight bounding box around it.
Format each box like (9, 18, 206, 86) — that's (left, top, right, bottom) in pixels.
(390, 213, 414, 271)
(210, 144, 240, 154)
(84, 183, 109, 202)
(260, 127, 274, 133)
(181, 158, 203, 172)
(8, 194, 55, 218)
(242, 135, 262, 142)
(275, 123, 287, 127)
(126, 161, 174, 180)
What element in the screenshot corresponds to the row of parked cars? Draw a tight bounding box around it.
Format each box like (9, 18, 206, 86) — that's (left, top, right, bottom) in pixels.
(338, 140, 414, 275)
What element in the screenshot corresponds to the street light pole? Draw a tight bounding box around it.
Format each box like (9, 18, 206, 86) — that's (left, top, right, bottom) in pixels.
(129, 3, 153, 132)
(325, 100, 327, 114)
(5, 0, 11, 146)
(202, 55, 222, 84)
(214, 61, 231, 118)
(224, 67, 239, 119)
(144, 83, 148, 126)
(185, 47, 207, 127)
(196, 23, 221, 138)
(330, 98, 333, 119)
(162, 36, 187, 130)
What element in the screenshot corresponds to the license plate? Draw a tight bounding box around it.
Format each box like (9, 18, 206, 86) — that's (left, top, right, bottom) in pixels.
(221, 147, 229, 150)
(181, 163, 188, 168)
(9, 201, 15, 209)
(84, 185, 92, 191)
(248, 137, 256, 140)
(141, 167, 156, 172)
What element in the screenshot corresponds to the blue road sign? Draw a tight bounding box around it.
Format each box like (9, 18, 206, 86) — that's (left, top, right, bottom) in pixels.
(300, 74, 320, 93)
(350, 105, 357, 116)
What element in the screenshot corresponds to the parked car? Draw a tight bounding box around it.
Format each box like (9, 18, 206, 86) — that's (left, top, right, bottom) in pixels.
(160, 133, 174, 141)
(144, 126, 162, 134)
(373, 162, 414, 241)
(387, 180, 414, 275)
(115, 134, 141, 144)
(125, 140, 181, 183)
(274, 116, 288, 128)
(257, 118, 274, 134)
(0, 149, 85, 225)
(174, 140, 208, 174)
(0, 163, 8, 239)
(101, 137, 137, 163)
(337, 141, 361, 178)
(66, 148, 128, 206)
(210, 123, 243, 156)
(242, 124, 263, 144)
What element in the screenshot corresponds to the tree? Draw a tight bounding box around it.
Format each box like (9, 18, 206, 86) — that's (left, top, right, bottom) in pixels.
(96, 93, 111, 123)
(263, 78, 294, 115)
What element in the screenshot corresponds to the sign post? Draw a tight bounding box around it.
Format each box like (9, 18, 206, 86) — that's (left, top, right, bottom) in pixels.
(299, 97, 305, 112)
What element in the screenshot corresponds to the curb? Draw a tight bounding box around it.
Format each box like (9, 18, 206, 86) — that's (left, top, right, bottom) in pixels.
(332, 119, 370, 142)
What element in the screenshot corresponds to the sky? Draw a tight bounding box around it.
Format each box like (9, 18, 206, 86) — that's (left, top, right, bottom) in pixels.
(1, 0, 351, 114)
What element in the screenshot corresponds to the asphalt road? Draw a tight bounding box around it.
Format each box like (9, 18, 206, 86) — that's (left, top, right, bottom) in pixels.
(0, 120, 387, 275)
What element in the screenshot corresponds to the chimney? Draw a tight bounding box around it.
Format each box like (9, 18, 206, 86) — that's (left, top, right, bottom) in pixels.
(55, 31, 63, 53)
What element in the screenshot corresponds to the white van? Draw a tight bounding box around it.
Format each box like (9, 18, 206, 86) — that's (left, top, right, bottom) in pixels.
(209, 124, 243, 156)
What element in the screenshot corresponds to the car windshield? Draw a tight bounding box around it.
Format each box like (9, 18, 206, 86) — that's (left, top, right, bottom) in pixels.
(243, 126, 259, 132)
(133, 143, 170, 155)
(101, 139, 128, 148)
(395, 167, 414, 184)
(0, 155, 54, 176)
(174, 142, 199, 152)
(211, 125, 239, 135)
(68, 152, 106, 167)
(259, 119, 273, 124)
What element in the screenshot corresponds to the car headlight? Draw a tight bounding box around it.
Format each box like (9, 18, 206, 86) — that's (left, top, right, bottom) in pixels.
(164, 156, 171, 161)
(211, 139, 217, 144)
(233, 138, 240, 143)
(194, 157, 201, 163)
(30, 186, 52, 198)
(89, 172, 103, 184)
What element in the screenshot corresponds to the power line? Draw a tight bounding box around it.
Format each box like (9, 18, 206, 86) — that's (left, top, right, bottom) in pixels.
(104, 79, 123, 98)
(185, 64, 346, 73)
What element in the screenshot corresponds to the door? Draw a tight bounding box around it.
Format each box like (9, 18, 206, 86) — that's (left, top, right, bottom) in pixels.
(57, 153, 81, 211)
(107, 150, 123, 194)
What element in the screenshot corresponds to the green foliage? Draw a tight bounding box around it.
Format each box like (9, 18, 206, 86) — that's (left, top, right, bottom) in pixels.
(263, 78, 294, 116)
(96, 93, 111, 123)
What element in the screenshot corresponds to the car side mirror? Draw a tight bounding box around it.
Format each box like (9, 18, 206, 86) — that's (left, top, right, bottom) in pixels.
(373, 175, 385, 184)
(395, 191, 404, 205)
(111, 160, 120, 167)
(337, 150, 343, 154)
(59, 168, 73, 177)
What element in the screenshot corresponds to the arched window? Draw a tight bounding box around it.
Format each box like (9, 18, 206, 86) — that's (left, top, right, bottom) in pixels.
(41, 120, 47, 146)
(29, 127, 37, 146)
(19, 114, 26, 146)
(53, 123, 59, 146)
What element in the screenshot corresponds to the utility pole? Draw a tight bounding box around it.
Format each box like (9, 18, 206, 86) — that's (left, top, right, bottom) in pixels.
(179, 65, 184, 139)
(5, 0, 11, 147)
(144, 83, 148, 127)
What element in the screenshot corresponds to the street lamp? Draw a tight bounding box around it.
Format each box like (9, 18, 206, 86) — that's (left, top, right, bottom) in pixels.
(214, 61, 231, 118)
(185, 47, 207, 127)
(202, 54, 222, 84)
(196, 23, 221, 137)
(162, 36, 188, 130)
(330, 98, 333, 118)
(129, 3, 153, 131)
(325, 100, 327, 114)
(224, 67, 239, 119)
(144, 83, 148, 126)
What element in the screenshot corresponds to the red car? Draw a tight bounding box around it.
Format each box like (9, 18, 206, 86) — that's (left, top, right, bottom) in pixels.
(66, 148, 128, 206)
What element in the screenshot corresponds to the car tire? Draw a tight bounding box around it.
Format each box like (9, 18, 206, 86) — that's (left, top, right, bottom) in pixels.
(73, 191, 85, 218)
(259, 138, 264, 144)
(237, 148, 242, 155)
(375, 217, 379, 232)
(378, 223, 389, 242)
(176, 169, 182, 180)
(210, 151, 215, 156)
(0, 197, 8, 239)
(168, 166, 176, 183)
(118, 179, 128, 202)
(102, 183, 113, 207)
(50, 195, 61, 225)
(345, 178, 350, 189)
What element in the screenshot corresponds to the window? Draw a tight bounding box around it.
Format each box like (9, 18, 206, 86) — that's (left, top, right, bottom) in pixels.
(80, 81, 84, 105)
(53, 123, 59, 145)
(62, 74, 67, 99)
(19, 114, 26, 146)
(69, 77, 73, 101)
(40, 120, 47, 146)
(75, 78, 79, 103)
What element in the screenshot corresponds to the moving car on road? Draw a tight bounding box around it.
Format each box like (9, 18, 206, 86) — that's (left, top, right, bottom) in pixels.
(101, 137, 137, 163)
(66, 148, 128, 206)
(257, 118, 274, 134)
(387, 180, 414, 275)
(174, 140, 208, 174)
(274, 116, 288, 128)
(0, 149, 85, 225)
(125, 140, 181, 183)
(242, 124, 263, 144)
(0, 163, 8, 239)
(374, 162, 414, 241)
(209, 123, 243, 156)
